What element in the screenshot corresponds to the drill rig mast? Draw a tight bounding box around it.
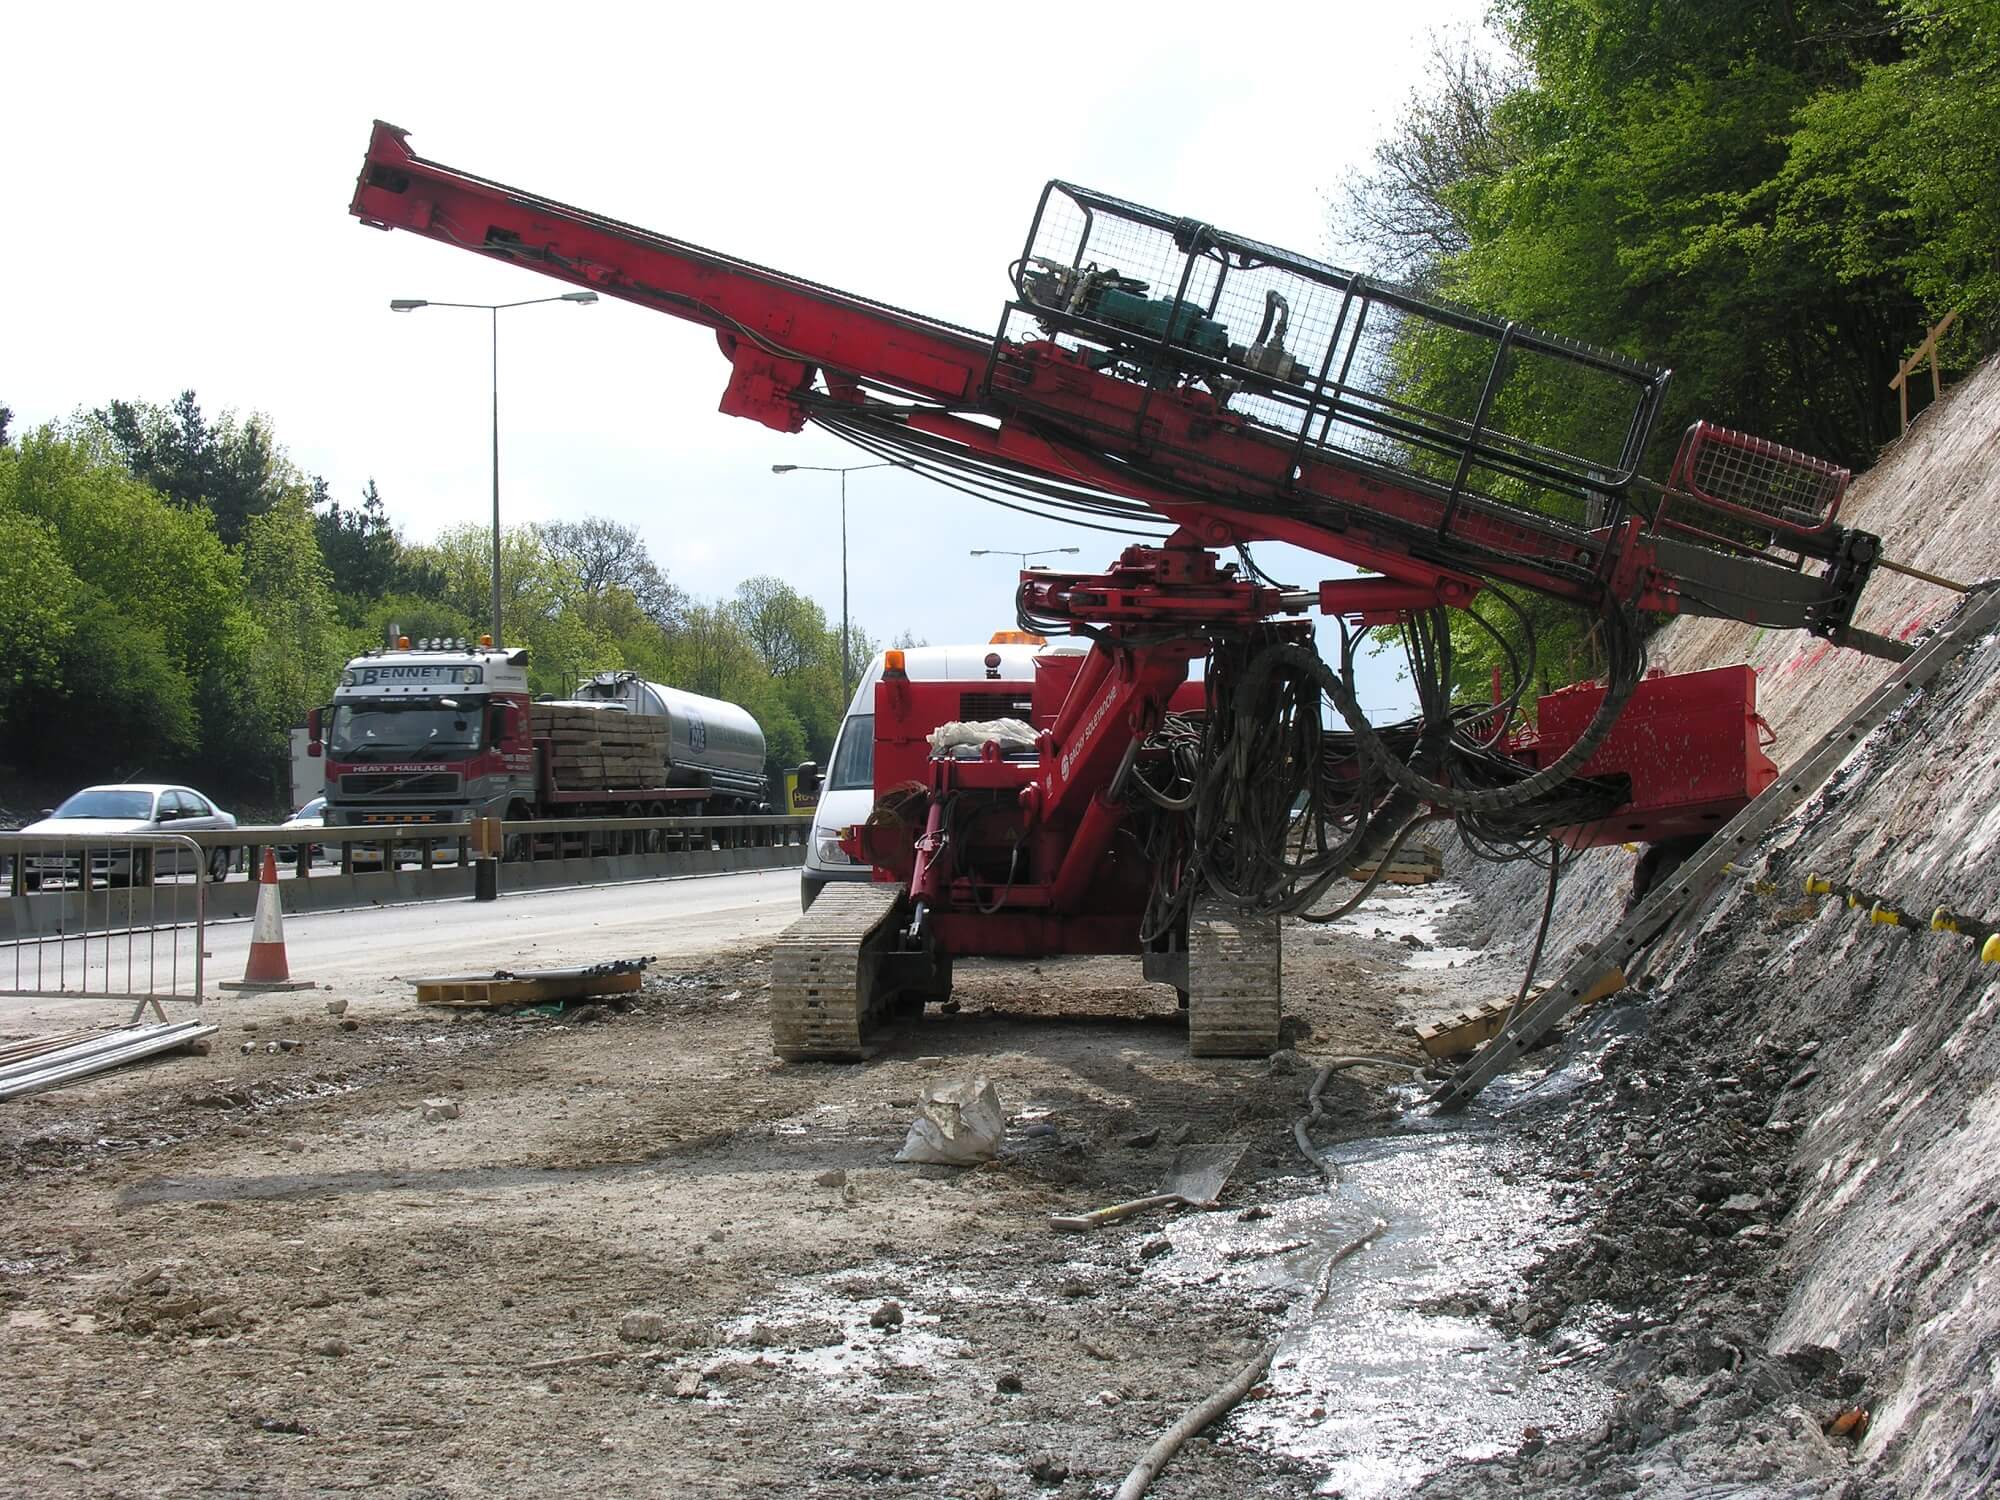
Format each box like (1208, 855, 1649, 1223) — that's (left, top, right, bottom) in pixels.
(351, 122, 1899, 1058)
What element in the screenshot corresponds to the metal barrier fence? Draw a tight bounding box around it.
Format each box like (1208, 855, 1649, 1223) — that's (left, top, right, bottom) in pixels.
(1, 815, 810, 982)
(155, 812, 809, 877)
(0, 833, 205, 1018)
(3, 814, 808, 887)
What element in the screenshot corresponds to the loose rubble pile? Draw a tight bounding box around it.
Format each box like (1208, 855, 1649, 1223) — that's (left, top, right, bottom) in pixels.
(1423, 615, 2000, 1498)
(1424, 960, 1882, 1497)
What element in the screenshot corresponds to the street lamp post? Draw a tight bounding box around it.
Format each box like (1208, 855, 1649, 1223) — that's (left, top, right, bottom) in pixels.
(770, 460, 909, 704)
(391, 292, 598, 647)
(970, 546, 1082, 570)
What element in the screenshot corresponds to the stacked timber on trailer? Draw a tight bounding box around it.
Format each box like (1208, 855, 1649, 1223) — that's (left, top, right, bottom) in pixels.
(530, 705, 670, 790)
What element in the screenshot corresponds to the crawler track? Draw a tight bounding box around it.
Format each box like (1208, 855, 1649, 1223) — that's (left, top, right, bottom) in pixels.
(769, 883, 906, 1061)
(1187, 898, 1284, 1056)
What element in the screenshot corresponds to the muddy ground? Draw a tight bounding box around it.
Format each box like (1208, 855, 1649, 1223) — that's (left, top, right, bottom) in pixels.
(1, 886, 1545, 1499)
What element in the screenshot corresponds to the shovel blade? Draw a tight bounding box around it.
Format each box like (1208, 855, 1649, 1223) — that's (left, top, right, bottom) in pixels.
(1166, 1142, 1249, 1207)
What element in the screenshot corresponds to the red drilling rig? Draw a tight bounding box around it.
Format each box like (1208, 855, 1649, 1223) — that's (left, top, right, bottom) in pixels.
(351, 123, 1898, 1060)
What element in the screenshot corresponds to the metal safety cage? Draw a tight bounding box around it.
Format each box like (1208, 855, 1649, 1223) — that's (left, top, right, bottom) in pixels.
(1658, 420, 1852, 567)
(987, 181, 1672, 579)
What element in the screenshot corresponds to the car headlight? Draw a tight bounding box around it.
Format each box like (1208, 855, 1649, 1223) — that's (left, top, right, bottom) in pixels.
(814, 831, 852, 865)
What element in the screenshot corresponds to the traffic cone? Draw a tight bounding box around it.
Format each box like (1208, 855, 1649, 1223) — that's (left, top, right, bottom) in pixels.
(221, 849, 314, 992)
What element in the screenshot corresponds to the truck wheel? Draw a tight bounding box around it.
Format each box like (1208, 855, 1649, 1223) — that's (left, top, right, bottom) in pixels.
(501, 806, 533, 863)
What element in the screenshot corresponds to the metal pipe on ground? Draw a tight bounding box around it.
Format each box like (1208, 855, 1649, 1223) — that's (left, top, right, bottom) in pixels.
(0, 1021, 218, 1101)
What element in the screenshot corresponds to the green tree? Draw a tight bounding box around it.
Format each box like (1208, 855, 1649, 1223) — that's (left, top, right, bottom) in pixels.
(732, 576, 834, 678)
(48, 595, 200, 777)
(0, 431, 213, 781)
(315, 478, 408, 606)
(1338, 0, 2000, 698)
(351, 594, 482, 658)
(0, 505, 81, 729)
(7, 427, 244, 702)
(1775, 0, 2000, 345)
(91, 390, 296, 546)
(228, 498, 348, 791)
(404, 522, 621, 696)
(539, 517, 687, 633)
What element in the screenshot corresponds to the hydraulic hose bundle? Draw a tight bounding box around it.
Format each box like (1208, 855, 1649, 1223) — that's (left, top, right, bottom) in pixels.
(1133, 593, 1642, 940)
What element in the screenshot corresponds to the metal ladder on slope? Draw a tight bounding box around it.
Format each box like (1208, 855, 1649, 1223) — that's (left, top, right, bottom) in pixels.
(1432, 582, 2000, 1114)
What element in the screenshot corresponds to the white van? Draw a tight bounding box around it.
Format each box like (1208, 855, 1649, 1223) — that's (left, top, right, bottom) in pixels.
(799, 638, 1083, 909)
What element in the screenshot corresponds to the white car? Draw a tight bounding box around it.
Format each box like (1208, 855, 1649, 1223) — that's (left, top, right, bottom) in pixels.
(279, 796, 327, 867)
(21, 784, 238, 888)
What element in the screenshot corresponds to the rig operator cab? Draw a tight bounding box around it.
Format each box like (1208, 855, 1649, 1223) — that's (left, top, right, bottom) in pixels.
(312, 637, 532, 834)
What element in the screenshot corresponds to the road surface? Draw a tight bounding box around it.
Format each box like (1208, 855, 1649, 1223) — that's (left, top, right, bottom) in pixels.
(0, 867, 804, 1025)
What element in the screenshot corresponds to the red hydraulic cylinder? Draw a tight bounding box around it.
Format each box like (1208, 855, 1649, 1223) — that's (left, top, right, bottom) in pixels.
(1048, 790, 1125, 913)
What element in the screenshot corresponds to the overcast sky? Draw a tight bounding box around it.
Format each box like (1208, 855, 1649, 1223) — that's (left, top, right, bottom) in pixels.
(4, 2, 1487, 717)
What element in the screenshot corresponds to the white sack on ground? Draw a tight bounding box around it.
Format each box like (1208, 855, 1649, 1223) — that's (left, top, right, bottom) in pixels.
(893, 1077, 1006, 1165)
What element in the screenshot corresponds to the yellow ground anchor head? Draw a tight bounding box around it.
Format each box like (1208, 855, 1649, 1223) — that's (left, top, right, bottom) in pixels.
(1984, 933, 2000, 965)
(1804, 874, 1834, 897)
(1869, 902, 1904, 927)
(1932, 907, 1960, 934)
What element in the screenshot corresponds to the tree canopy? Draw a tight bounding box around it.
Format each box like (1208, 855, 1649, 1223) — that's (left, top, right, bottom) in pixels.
(1339, 0, 1999, 701)
(0, 397, 909, 813)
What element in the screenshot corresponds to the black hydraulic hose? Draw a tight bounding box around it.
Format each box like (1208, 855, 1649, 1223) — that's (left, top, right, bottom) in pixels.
(1319, 611, 1644, 815)
(1297, 812, 1449, 924)
(1512, 842, 1564, 1007)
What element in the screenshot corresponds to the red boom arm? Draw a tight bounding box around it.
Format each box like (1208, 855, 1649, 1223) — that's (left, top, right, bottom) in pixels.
(350, 122, 1892, 654)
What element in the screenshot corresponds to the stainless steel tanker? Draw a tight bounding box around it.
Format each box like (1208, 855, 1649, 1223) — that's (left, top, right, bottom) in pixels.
(574, 672, 768, 805)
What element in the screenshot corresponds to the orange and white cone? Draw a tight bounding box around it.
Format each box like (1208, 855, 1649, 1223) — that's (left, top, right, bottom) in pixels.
(221, 849, 313, 992)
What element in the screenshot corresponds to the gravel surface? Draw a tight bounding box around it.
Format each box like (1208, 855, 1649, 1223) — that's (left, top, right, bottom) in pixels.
(0, 898, 1501, 1498)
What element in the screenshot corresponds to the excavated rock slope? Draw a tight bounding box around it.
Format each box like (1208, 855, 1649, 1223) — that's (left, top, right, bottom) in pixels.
(1439, 354, 2000, 1497)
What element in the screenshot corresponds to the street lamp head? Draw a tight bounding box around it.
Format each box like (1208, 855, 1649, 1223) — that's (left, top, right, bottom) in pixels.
(561, 291, 599, 304)
(1058, 546, 1081, 554)
(771, 464, 798, 474)
(969, 549, 990, 556)
(389, 299, 427, 311)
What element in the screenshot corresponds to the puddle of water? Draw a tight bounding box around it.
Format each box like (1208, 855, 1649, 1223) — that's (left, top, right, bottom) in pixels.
(1331, 883, 1467, 945)
(1405, 945, 1483, 971)
(1332, 881, 1487, 975)
(1141, 1102, 1611, 1498)
(714, 1267, 969, 1400)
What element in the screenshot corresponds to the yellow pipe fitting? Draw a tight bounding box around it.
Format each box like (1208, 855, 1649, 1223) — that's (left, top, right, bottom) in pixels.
(1984, 933, 2000, 965)
(1869, 903, 1903, 927)
(1805, 874, 1833, 896)
(1932, 907, 1960, 934)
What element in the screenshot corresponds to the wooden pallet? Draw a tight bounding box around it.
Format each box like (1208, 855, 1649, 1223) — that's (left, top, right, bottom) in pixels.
(532, 706, 672, 791)
(412, 967, 645, 1009)
(1348, 843, 1445, 886)
(1416, 968, 1625, 1060)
